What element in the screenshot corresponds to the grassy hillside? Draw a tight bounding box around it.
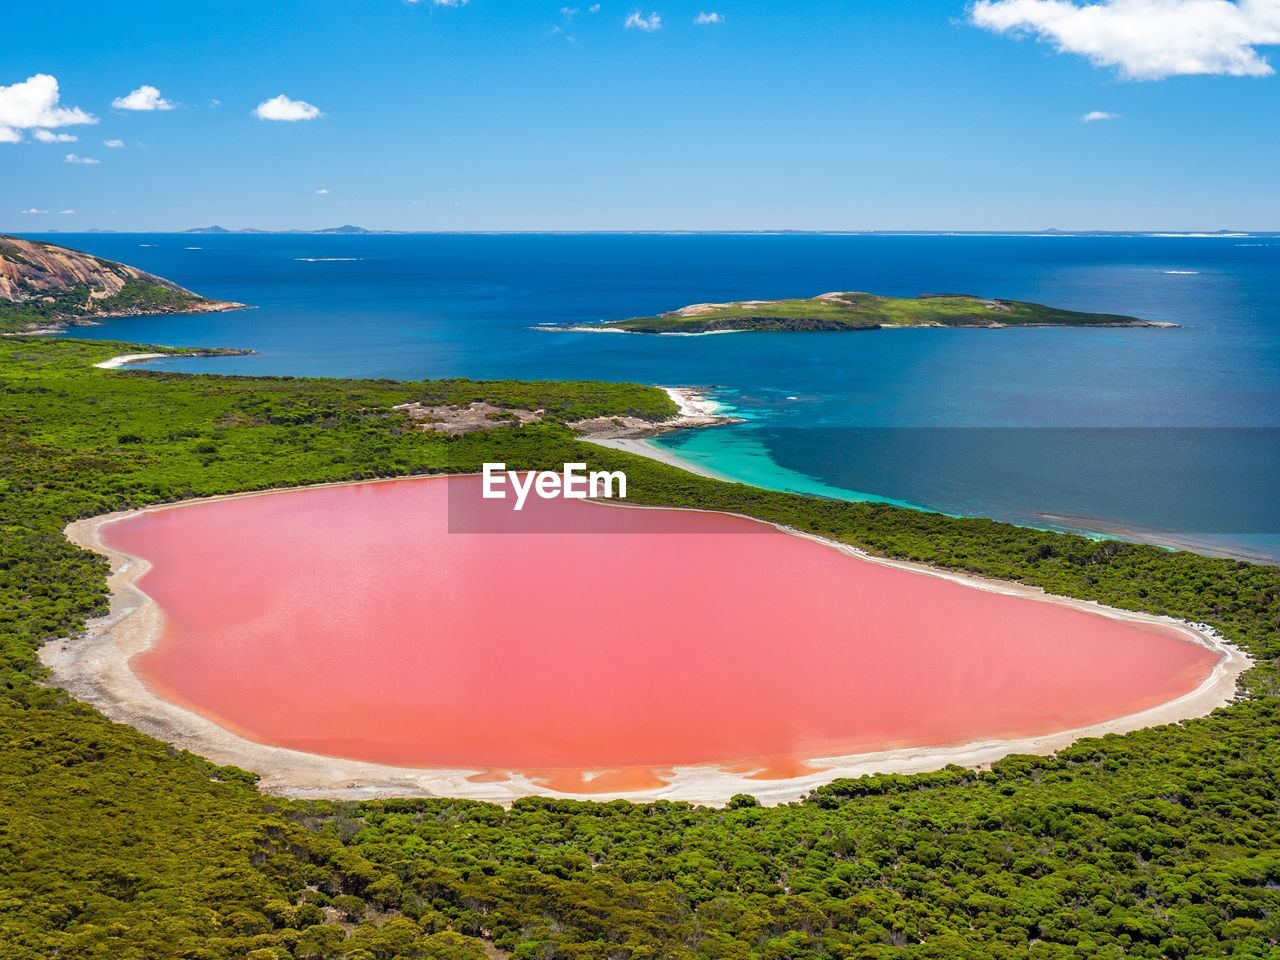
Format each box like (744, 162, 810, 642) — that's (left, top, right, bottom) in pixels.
(2, 336, 1278, 959)
(591, 292, 1159, 334)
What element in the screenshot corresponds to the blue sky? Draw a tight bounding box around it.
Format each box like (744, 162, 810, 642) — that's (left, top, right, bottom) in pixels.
(4, 0, 1279, 231)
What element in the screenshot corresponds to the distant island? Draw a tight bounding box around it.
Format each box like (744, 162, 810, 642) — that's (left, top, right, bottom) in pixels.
(545, 291, 1174, 335)
(0, 236, 247, 334)
(184, 224, 391, 235)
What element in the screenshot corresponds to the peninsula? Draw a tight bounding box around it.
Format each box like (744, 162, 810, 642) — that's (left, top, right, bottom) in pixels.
(0, 236, 246, 334)
(550, 291, 1172, 334)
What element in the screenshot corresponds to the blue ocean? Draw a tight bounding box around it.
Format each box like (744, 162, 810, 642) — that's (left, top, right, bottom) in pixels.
(40, 232, 1280, 561)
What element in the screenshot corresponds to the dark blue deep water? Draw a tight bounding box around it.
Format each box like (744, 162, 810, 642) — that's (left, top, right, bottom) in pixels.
(38, 232, 1280, 560)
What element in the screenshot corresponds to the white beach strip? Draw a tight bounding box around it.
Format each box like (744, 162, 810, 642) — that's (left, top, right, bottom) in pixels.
(532, 324, 745, 336)
(580, 436, 731, 481)
(93, 353, 168, 369)
(532, 324, 632, 334)
(41, 473, 1250, 808)
(660, 385, 722, 418)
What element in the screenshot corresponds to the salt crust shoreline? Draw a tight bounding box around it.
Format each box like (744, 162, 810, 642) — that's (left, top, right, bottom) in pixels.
(42, 462, 1250, 806)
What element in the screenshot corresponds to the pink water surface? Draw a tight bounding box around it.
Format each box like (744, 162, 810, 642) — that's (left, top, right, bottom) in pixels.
(107, 475, 1218, 790)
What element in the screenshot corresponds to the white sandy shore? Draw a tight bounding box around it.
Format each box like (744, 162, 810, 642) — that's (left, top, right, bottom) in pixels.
(577, 386, 737, 481)
(582, 436, 731, 481)
(41, 472, 1250, 807)
(93, 353, 168, 369)
(661, 385, 722, 418)
(533, 324, 746, 336)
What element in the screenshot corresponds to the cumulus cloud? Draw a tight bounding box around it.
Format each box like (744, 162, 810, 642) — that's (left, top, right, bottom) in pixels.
(970, 0, 1280, 79)
(694, 11, 724, 24)
(625, 10, 662, 30)
(0, 73, 96, 143)
(65, 153, 100, 164)
(315, 188, 332, 194)
(1081, 109, 1119, 121)
(112, 85, 175, 111)
(33, 129, 77, 142)
(59, 209, 76, 215)
(21, 208, 48, 214)
(253, 94, 324, 121)
(103, 138, 125, 148)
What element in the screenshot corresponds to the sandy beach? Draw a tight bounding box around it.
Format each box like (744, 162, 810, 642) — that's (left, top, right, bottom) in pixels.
(93, 353, 168, 369)
(41, 470, 1249, 807)
(577, 386, 738, 481)
(533, 324, 746, 336)
(582, 435, 731, 481)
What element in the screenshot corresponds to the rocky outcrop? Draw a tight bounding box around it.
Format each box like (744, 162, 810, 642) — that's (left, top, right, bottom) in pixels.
(0, 236, 246, 333)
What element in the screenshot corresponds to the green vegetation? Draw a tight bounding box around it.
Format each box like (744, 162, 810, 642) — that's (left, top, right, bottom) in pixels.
(592, 292, 1158, 333)
(0, 278, 209, 334)
(3, 336, 1279, 959)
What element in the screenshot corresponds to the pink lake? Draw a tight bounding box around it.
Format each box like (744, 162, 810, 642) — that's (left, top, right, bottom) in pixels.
(105, 475, 1219, 792)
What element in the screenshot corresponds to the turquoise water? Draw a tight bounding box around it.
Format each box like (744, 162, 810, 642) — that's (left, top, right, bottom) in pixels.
(649, 411, 917, 510)
(39, 232, 1280, 560)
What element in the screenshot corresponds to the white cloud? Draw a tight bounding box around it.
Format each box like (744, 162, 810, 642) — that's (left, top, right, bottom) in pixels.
(1081, 109, 1119, 121)
(253, 94, 324, 121)
(407, 0, 469, 5)
(315, 188, 332, 194)
(21, 207, 48, 214)
(65, 153, 100, 164)
(208, 98, 222, 108)
(590, 3, 601, 10)
(33, 129, 77, 142)
(112, 85, 175, 111)
(103, 138, 125, 148)
(59, 209, 76, 215)
(694, 11, 724, 24)
(625, 10, 662, 30)
(970, 0, 1280, 79)
(0, 73, 96, 143)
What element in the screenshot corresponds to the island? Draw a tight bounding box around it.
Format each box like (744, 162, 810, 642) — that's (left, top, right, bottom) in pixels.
(544, 291, 1174, 334)
(0, 235, 247, 334)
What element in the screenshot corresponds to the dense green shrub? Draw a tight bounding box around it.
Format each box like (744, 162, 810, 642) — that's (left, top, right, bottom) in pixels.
(1, 336, 1277, 959)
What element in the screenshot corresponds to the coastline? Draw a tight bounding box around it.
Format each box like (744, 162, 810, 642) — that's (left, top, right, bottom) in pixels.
(582, 436, 733, 481)
(8, 300, 250, 337)
(1036, 512, 1280, 566)
(605, 397, 1277, 567)
(90, 348, 257, 369)
(576, 386, 739, 480)
(41, 472, 1250, 807)
(535, 324, 747, 336)
(94, 353, 168, 369)
(534, 321, 1177, 335)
